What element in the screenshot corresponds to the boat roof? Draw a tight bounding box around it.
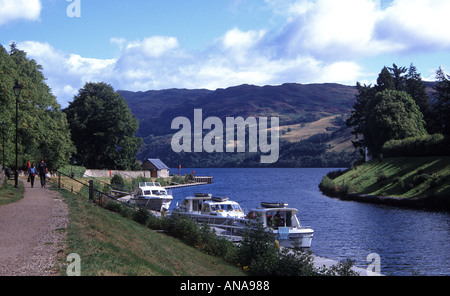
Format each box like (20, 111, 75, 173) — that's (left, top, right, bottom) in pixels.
(250, 207, 299, 214)
(138, 182, 164, 188)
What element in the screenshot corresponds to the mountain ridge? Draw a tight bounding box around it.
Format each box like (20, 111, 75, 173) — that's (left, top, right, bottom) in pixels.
(120, 82, 358, 138)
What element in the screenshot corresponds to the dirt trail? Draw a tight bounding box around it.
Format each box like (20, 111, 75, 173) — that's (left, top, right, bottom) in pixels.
(0, 180, 68, 276)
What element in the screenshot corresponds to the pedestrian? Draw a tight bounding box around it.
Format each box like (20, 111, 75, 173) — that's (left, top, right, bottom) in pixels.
(38, 160, 48, 188)
(28, 163, 37, 188)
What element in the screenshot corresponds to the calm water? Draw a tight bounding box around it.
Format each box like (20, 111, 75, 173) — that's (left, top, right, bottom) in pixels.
(169, 168, 450, 276)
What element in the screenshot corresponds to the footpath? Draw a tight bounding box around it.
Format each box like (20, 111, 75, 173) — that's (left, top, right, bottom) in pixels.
(0, 179, 68, 276)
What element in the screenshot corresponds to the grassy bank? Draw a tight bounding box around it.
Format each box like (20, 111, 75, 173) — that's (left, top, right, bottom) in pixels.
(319, 157, 450, 211)
(0, 178, 25, 206)
(56, 188, 247, 276)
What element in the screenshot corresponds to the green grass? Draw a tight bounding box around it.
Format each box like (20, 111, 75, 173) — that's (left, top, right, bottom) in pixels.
(332, 157, 450, 199)
(0, 178, 25, 206)
(56, 188, 247, 276)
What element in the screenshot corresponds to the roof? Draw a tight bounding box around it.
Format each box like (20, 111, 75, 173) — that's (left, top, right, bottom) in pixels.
(144, 158, 169, 170)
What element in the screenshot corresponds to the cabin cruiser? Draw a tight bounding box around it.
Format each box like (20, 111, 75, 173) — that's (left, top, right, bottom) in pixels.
(130, 182, 173, 211)
(173, 193, 245, 225)
(242, 202, 314, 248)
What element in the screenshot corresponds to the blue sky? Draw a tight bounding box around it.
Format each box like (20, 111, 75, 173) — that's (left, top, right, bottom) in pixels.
(1, 0, 450, 107)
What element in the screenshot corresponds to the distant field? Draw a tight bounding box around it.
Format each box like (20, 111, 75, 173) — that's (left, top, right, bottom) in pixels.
(278, 115, 354, 152)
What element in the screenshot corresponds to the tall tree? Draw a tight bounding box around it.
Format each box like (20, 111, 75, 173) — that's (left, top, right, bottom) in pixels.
(434, 67, 450, 136)
(364, 90, 428, 155)
(388, 63, 407, 91)
(375, 67, 395, 92)
(64, 82, 142, 170)
(0, 44, 75, 170)
(346, 82, 376, 150)
(347, 64, 429, 157)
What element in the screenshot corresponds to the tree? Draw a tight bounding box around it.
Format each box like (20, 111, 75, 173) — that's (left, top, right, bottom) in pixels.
(347, 64, 429, 157)
(365, 90, 428, 155)
(346, 82, 377, 150)
(433, 67, 450, 136)
(375, 66, 395, 92)
(0, 44, 75, 170)
(64, 82, 142, 170)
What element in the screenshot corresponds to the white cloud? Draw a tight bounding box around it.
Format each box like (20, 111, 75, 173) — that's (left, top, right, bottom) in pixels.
(376, 0, 450, 51)
(0, 0, 42, 25)
(14, 0, 450, 107)
(18, 41, 116, 107)
(268, 0, 450, 59)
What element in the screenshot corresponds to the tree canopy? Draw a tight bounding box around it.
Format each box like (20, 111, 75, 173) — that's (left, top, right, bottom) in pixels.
(0, 44, 75, 170)
(347, 64, 429, 157)
(64, 82, 142, 170)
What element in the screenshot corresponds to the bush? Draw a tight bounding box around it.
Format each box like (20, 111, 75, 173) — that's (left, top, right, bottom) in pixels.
(326, 169, 346, 180)
(319, 176, 337, 196)
(413, 173, 431, 186)
(377, 171, 388, 183)
(382, 134, 449, 157)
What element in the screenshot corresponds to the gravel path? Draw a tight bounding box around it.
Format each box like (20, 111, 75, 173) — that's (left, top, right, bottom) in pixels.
(0, 180, 68, 276)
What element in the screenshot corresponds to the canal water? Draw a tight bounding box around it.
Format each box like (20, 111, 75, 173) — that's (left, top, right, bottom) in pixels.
(169, 168, 450, 276)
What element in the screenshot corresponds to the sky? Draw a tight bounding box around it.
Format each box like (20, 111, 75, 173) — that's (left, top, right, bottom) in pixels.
(1, 0, 450, 107)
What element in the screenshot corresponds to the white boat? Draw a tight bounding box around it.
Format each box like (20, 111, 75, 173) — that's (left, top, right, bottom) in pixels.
(173, 193, 245, 225)
(130, 182, 173, 211)
(242, 202, 314, 248)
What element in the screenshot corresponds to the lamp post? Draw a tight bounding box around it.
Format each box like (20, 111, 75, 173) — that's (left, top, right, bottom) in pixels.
(1, 121, 5, 169)
(13, 81, 22, 188)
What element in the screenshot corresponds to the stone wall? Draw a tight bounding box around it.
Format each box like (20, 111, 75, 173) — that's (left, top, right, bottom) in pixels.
(83, 169, 152, 179)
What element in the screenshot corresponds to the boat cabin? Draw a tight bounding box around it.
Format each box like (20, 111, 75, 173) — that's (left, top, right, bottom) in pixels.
(135, 182, 168, 197)
(246, 207, 301, 229)
(176, 194, 244, 218)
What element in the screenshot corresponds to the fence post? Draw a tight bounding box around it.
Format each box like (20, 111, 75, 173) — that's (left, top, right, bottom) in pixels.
(89, 180, 94, 202)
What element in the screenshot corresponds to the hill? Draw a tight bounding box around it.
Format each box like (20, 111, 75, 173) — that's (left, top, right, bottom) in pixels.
(319, 157, 450, 211)
(120, 83, 361, 167)
(121, 83, 357, 137)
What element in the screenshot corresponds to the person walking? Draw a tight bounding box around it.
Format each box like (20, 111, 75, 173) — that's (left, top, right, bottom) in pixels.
(38, 160, 48, 188)
(28, 163, 37, 188)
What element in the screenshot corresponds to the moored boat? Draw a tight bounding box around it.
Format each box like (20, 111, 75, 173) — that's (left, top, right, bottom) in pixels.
(173, 193, 245, 225)
(130, 182, 173, 211)
(242, 202, 314, 248)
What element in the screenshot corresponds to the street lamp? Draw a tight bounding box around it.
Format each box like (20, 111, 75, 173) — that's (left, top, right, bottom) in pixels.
(1, 121, 5, 169)
(13, 81, 22, 188)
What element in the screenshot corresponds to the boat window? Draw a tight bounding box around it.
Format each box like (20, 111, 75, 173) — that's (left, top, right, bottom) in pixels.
(193, 200, 201, 211)
(144, 190, 151, 195)
(201, 204, 210, 212)
(266, 211, 288, 228)
(246, 211, 259, 220)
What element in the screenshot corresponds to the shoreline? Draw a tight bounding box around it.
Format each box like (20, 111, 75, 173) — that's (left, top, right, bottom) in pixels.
(325, 192, 450, 212)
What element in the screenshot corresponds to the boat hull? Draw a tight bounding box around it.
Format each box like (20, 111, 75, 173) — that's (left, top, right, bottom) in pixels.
(174, 212, 243, 226)
(275, 229, 314, 248)
(131, 197, 172, 211)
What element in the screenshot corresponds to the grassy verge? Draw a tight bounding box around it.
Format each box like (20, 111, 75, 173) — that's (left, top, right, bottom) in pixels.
(319, 157, 450, 210)
(0, 178, 25, 206)
(56, 188, 247, 276)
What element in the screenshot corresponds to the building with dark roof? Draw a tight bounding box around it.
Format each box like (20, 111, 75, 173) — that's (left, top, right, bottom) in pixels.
(141, 158, 170, 178)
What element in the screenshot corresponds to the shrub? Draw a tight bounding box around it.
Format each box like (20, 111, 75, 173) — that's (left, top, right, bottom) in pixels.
(319, 176, 338, 196)
(413, 174, 431, 186)
(377, 172, 388, 183)
(326, 169, 345, 180)
(382, 134, 449, 157)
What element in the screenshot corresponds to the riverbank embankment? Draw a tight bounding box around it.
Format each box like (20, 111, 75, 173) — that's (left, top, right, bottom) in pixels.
(319, 157, 450, 212)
